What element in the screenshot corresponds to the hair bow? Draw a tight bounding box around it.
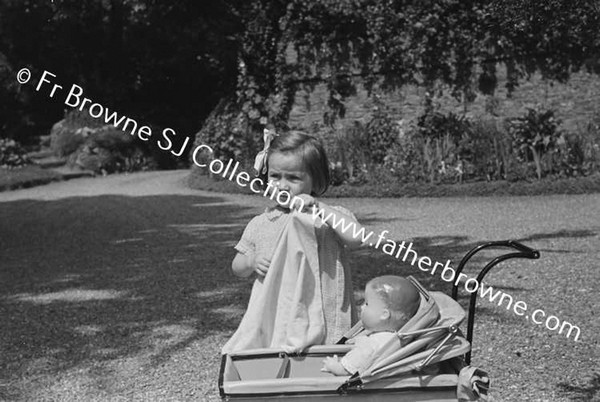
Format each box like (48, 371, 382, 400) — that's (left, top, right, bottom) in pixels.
(254, 128, 278, 175)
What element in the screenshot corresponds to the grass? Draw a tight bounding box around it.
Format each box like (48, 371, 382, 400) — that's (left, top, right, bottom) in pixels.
(328, 174, 600, 197)
(0, 165, 62, 192)
(188, 167, 600, 198)
(5, 160, 600, 199)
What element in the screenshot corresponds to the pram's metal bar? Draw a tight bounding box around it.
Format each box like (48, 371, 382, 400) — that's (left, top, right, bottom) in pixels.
(336, 321, 364, 344)
(416, 325, 459, 370)
(451, 240, 539, 300)
(451, 240, 540, 365)
(396, 323, 457, 338)
(408, 275, 431, 301)
(337, 372, 363, 394)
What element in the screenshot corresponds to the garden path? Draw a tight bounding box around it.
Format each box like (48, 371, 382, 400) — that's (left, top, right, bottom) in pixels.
(0, 170, 598, 401)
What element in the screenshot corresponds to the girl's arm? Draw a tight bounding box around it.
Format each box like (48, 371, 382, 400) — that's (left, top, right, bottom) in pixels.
(316, 201, 367, 249)
(232, 252, 271, 278)
(288, 194, 367, 249)
(232, 252, 254, 277)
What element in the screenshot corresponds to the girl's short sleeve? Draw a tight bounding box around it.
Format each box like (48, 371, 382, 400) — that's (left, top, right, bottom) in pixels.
(234, 216, 260, 255)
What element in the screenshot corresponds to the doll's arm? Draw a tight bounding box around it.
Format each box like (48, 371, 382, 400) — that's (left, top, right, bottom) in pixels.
(321, 355, 351, 376)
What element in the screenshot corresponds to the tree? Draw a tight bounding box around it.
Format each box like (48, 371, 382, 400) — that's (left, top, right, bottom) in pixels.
(215, 0, 600, 141)
(0, 0, 241, 148)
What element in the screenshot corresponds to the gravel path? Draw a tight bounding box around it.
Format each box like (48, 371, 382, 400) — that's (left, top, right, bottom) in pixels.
(1, 170, 598, 401)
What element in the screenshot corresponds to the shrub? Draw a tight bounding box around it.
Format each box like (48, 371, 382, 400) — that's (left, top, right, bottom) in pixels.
(417, 110, 470, 143)
(579, 120, 600, 175)
(50, 109, 108, 157)
(384, 132, 428, 183)
(66, 126, 158, 174)
(469, 119, 512, 181)
(0, 138, 30, 168)
(508, 107, 561, 180)
(193, 98, 260, 173)
(48, 109, 164, 174)
(408, 110, 474, 183)
(365, 98, 401, 164)
(309, 119, 369, 185)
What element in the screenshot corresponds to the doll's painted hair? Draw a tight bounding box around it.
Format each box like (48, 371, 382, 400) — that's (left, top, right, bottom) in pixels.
(367, 276, 420, 328)
(260, 130, 330, 196)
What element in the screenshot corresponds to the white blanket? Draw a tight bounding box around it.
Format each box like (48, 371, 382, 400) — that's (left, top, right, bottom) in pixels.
(222, 211, 326, 354)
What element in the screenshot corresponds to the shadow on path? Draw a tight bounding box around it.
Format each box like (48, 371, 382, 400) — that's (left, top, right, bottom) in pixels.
(0, 192, 258, 398)
(0, 189, 597, 400)
(347, 227, 597, 310)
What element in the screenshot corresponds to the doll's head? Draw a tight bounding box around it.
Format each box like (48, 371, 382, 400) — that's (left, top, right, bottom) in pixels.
(259, 130, 330, 197)
(360, 276, 420, 333)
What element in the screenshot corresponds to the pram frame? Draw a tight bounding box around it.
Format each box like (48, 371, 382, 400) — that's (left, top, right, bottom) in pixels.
(219, 239, 540, 400)
(450, 240, 540, 364)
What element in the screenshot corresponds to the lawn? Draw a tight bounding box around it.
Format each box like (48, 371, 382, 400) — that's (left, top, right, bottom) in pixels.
(188, 167, 600, 198)
(0, 165, 62, 192)
(0, 171, 598, 401)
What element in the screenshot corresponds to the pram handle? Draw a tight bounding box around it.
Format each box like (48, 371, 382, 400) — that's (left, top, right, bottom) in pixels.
(451, 240, 540, 365)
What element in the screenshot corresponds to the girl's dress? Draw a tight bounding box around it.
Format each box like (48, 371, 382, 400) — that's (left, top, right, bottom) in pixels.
(221, 204, 357, 354)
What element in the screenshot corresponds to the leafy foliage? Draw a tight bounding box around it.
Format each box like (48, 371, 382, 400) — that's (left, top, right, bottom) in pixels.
(509, 107, 561, 180)
(551, 121, 600, 178)
(381, 109, 600, 184)
(1, 0, 600, 179)
(194, 97, 258, 166)
(0, 0, 240, 147)
(319, 121, 369, 184)
(197, 0, 600, 159)
(232, 0, 600, 121)
(365, 96, 401, 164)
(0, 138, 29, 168)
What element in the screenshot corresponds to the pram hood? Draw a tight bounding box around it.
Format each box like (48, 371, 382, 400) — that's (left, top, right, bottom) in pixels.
(342, 276, 470, 387)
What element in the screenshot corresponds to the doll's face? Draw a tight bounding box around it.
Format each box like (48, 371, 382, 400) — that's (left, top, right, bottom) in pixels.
(267, 152, 314, 199)
(360, 285, 390, 331)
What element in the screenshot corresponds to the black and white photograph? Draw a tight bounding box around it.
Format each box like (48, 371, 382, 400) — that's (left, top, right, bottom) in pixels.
(1, 1, 599, 400)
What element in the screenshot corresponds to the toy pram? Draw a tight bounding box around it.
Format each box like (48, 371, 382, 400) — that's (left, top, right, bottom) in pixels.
(219, 240, 540, 401)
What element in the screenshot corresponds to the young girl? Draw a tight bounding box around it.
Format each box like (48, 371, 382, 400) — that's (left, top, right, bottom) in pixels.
(222, 129, 365, 354)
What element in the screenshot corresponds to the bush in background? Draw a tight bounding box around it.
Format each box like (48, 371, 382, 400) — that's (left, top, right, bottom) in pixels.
(365, 97, 401, 164)
(0, 138, 30, 168)
(49, 109, 174, 174)
(193, 98, 259, 169)
(554, 120, 600, 177)
(315, 97, 403, 185)
(508, 107, 561, 180)
(382, 110, 475, 184)
(371, 107, 600, 186)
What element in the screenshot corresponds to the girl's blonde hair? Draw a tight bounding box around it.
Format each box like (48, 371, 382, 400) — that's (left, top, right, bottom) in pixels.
(260, 130, 330, 196)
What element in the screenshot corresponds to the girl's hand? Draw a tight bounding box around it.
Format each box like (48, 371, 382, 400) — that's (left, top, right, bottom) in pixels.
(290, 194, 318, 213)
(252, 255, 271, 276)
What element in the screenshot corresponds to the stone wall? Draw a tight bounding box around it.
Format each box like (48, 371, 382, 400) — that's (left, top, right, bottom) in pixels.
(288, 66, 600, 132)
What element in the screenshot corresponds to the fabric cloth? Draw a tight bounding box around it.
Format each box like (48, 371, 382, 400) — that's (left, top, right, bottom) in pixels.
(222, 205, 357, 354)
(340, 331, 398, 375)
(457, 366, 490, 401)
(253, 128, 278, 174)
